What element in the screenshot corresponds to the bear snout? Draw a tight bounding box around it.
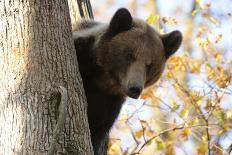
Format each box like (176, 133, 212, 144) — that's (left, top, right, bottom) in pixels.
(127, 84, 143, 99)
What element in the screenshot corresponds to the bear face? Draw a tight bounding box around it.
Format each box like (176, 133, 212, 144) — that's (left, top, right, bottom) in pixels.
(94, 8, 182, 98)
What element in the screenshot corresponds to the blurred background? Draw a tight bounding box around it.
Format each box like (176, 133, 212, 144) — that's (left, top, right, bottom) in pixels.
(91, 0, 232, 154)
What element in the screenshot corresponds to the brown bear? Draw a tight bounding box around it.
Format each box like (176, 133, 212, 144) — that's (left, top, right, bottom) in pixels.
(73, 8, 182, 155)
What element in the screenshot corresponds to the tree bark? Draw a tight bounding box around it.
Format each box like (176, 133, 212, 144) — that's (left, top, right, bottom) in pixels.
(68, 0, 82, 29)
(68, 0, 93, 29)
(0, 0, 93, 154)
(76, 0, 94, 19)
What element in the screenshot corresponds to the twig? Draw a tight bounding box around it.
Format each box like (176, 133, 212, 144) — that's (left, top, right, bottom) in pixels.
(131, 124, 218, 154)
(127, 124, 140, 145)
(126, 101, 146, 123)
(132, 126, 185, 154)
(205, 120, 211, 155)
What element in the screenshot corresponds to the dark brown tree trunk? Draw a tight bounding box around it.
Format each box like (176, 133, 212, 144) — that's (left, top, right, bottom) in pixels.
(0, 0, 93, 154)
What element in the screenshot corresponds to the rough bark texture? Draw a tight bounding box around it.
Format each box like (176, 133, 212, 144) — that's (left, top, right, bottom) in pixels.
(0, 0, 93, 154)
(68, 0, 82, 29)
(76, 0, 94, 19)
(68, 0, 93, 29)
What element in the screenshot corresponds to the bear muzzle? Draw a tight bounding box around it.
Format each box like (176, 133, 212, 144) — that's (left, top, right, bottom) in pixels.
(127, 84, 143, 99)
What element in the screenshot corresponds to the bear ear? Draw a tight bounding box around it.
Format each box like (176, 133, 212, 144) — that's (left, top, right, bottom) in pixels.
(161, 30, 182, 58)
(108, 8, 133, 37)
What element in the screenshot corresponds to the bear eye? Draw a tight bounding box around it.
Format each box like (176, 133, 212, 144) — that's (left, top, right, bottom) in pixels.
(125, 49, 135, 61)
(146, 64, 152, 72)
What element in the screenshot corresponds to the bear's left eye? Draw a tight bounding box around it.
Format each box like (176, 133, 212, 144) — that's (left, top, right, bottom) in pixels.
(125, 49, 135, 61)
(146, 64, 153, 72)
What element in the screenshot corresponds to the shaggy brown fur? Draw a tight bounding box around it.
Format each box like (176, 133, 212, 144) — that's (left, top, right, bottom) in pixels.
(73, 8, 182, 155)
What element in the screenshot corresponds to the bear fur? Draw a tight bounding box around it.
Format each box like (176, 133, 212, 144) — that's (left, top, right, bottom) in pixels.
(73, 8, 182, 155)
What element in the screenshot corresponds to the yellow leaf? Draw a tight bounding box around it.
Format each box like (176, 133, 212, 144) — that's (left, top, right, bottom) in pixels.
(193, 118, 199, 124)
(192, 9, 199, 16)
(214, 52, 222, 62)
(226, 111, 232, 119)
(204, 3, 211, 9)
(189, 117, 199, 125)
(205, 64, 214, 80)
(190, 61, 201, 73)
(202, 135, 207, 142)
(108, 140, 121, 155)
(215, 34, 222, 43)
(162, 17, 178, 25)
(182, 128, 191, 141)
(215, 75, 230, 88)
(197, 142, 207, 155)
(146, 14, 157, 24)
(171, 101, 180, 111)
(180, 109, 189, 118)
(156, 140, 164, 150)
(195, 0, 201, 5)
(209, 16, 220, 25)
(146, 130, 154, 138)
(166, 71, 173, 79)
(135, 130, 143, 139)
(218, 129, 227, 135)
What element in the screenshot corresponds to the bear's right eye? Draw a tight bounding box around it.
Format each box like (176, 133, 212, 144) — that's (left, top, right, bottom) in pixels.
(125, 49, 135, 62)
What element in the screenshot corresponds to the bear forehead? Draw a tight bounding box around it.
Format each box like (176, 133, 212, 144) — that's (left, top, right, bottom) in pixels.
(109, 19, 165, 60)
(112, 19, 163, 46)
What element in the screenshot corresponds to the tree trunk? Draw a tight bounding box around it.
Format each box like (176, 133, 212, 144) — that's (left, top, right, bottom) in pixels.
(68, 0, 93, 29)
(68, 0, 82, 29)
(0, 0, 93, 154)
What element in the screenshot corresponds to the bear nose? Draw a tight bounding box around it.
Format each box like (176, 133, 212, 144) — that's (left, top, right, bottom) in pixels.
(128, 85, 142, 99)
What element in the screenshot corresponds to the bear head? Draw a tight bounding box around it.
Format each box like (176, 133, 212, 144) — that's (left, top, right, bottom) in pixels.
(75, 8, 182, 99)
(94, 8, 182, 99)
